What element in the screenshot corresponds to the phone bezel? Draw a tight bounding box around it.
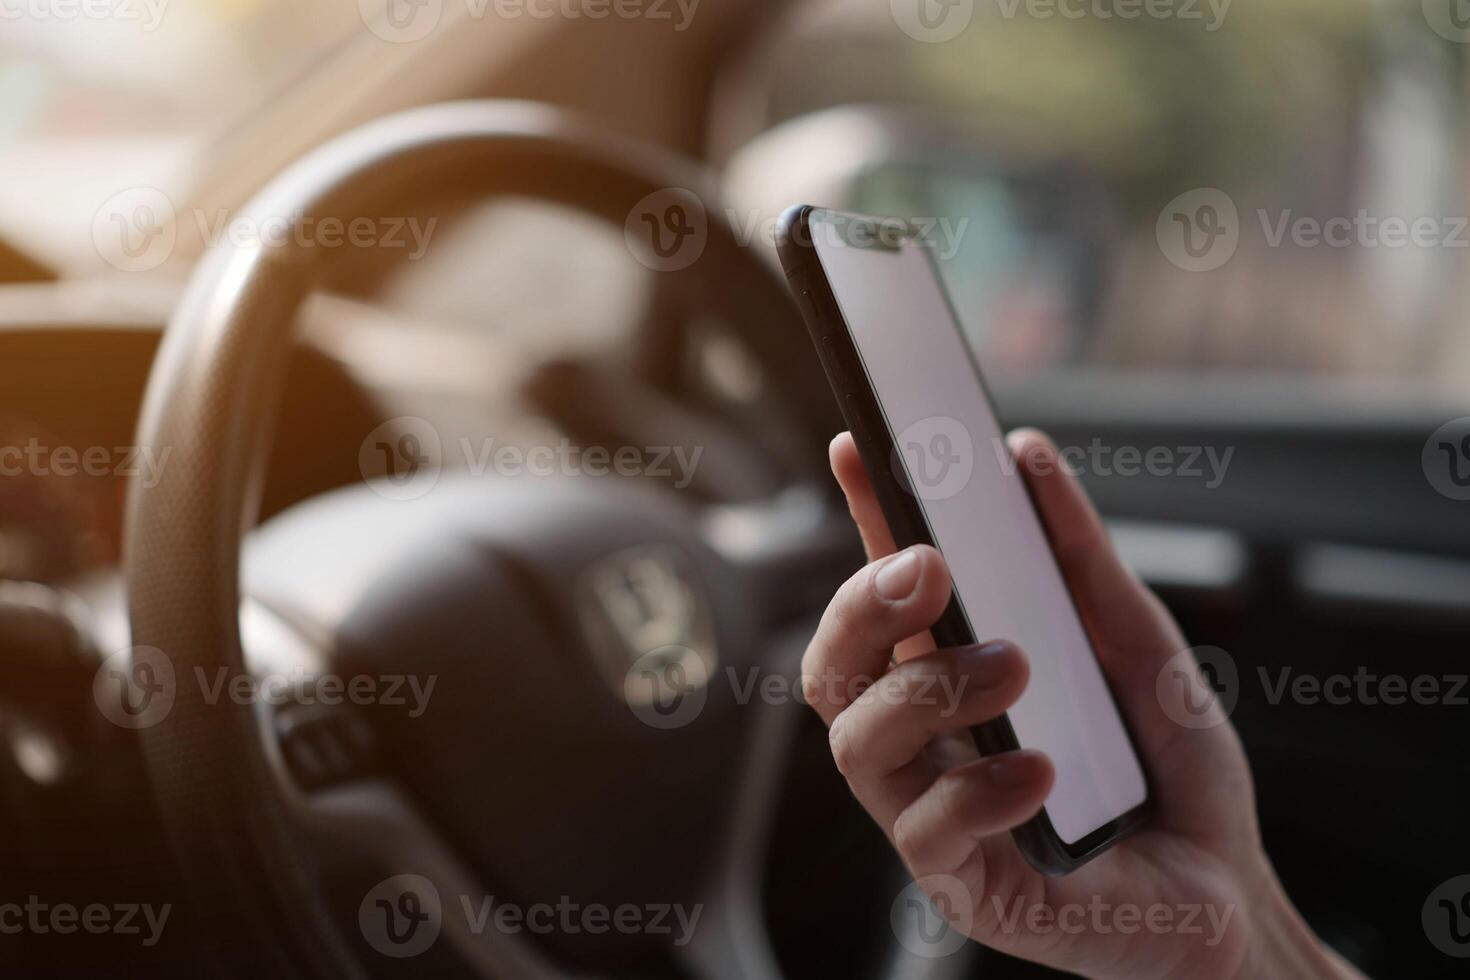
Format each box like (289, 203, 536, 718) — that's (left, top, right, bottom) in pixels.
(776, 204, 1152, 875)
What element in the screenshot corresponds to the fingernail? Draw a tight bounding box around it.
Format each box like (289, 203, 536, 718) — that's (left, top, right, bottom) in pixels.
(874, 549, 922, 600)
(988, 752, 1046, 791)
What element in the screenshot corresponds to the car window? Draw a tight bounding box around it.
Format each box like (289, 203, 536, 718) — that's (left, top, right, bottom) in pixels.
(717, 0, 1470, 399)
(0, 0, 356, 140)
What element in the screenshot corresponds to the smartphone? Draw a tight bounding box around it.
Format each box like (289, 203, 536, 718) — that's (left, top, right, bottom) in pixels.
(777, 205, 1149, 875)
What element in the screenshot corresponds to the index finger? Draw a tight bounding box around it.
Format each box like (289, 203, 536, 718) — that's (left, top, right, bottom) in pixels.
(830, 432, 897, 562)
(800, 544, 951, 727)
(830, 431, 939, 662)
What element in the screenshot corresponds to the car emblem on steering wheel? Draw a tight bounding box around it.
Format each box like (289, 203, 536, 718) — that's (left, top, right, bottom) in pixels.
(579, 546, 717, 730)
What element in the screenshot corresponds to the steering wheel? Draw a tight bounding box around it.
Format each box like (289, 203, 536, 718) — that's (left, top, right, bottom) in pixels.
(123, 100, 970, 979)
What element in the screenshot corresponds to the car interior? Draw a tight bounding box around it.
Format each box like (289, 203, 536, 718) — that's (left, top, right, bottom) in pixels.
(1, 0, 1468, 976)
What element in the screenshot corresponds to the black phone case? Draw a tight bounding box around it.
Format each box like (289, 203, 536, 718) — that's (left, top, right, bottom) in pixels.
(775, 204, 1150, 876)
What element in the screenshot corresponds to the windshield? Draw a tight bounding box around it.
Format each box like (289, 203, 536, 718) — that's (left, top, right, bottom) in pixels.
(719, 0, 1470, 399)
(0, 0, 356, 140)
(0, 0, 367, 272)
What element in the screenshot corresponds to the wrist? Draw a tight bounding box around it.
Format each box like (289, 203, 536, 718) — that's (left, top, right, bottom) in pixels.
(1237, 875, 1360, 979)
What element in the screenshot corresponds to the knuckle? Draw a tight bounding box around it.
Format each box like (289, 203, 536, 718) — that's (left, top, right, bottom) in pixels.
(846, 670, 878, 704)
(799, 644, 821, 693)
(934, 767, 977, 826)
(828, 713, 860, 778)
(877, 665, 915, 705)
(835, 569, 880, 624)
(892, 811, 919, 863)
(819, 582, 862, 649)
(926, 649, 965, 690)
(891, 652, 957, 707)
(797, 669, 823, 714)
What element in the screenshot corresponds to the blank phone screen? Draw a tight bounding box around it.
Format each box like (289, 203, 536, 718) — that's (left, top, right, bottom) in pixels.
(810, 210, 1147, 845)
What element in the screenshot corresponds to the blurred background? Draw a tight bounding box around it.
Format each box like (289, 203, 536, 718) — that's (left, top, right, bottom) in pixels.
(4, 0, 1470, 392)
(3, 2, 1470, 977)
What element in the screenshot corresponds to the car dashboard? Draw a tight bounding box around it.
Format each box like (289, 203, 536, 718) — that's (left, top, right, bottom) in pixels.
(0, 293, 386, 585)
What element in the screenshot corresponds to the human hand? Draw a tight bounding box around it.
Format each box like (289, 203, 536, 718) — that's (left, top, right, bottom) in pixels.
(803, 430, 1359, 979)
